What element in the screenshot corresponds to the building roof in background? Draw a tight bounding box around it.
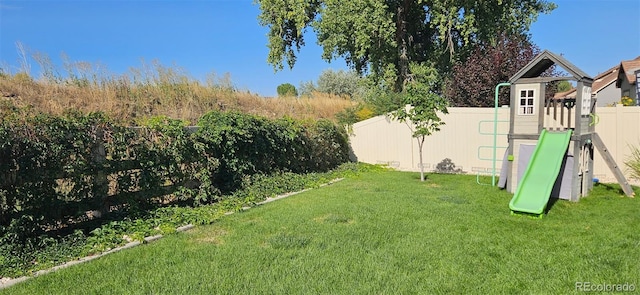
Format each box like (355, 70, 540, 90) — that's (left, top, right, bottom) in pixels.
(554, 56, 640, 98)
(616, 56, 640, 87)
(592, 65, 619, 93)
(553, 88, 576, 99)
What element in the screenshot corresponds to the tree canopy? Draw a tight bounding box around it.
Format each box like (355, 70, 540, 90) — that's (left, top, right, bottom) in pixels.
(317, 69, 362, 98)
(257, 0, 556, 182)
(276, 83, 298, 97)
(445, 33, 542, 107)
(257, 0, 556, 90)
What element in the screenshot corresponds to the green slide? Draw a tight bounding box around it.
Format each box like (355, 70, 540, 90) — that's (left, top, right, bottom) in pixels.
(509, 129, 572, 216)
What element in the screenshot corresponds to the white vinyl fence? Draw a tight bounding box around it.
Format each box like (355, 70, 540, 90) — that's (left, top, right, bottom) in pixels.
(349, 104, 640, 185)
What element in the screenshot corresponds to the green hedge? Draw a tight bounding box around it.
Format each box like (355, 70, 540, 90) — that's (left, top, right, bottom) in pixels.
(196, 111, 349, 194)
(0, 110, 350, 240)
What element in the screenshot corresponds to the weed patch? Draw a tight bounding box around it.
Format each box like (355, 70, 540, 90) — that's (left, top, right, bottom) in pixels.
(191, 227, 228, 245)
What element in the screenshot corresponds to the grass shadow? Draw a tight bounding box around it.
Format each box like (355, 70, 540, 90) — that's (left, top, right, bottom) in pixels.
(544, 197, 561, 214)
(593, 182, 625, 195)
(509, 210, 544, 219)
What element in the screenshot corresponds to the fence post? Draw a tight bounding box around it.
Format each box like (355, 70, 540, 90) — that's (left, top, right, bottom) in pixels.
(92, 127, 109, 217)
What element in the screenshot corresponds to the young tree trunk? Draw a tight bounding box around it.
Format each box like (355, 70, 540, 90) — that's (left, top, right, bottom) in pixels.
(417, 135, 425, 181)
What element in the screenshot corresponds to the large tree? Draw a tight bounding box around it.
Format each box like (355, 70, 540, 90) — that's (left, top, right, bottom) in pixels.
(445, 33, 541, 107)
(256, 0, 556, 89)
(317, 69, 363, 98)
(257, 0, 554, 182)
(445, 32, 567, 107)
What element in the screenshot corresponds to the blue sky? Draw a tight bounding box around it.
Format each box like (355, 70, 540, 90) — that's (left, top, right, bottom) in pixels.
(0, 0, 638, 97)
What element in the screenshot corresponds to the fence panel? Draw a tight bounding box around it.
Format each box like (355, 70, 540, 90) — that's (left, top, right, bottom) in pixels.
(350, 105, 640, 185)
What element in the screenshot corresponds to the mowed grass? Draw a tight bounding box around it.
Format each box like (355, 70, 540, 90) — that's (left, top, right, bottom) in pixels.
(3, 171, 639, 294)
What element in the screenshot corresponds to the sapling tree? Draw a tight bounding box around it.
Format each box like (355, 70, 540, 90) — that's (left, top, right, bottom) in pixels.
(392, 63, 448, 181)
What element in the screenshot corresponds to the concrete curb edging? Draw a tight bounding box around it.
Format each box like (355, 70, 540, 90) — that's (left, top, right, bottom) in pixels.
(0, 178, 344, 289)
(0, 224, 196, 289)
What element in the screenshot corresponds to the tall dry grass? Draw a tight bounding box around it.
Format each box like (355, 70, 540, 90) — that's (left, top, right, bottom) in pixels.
(0, 56, 355, 125)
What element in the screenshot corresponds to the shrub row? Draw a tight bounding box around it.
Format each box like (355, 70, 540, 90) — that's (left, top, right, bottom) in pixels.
(196, 110, 350, 194)
(0, 109, 350, 239)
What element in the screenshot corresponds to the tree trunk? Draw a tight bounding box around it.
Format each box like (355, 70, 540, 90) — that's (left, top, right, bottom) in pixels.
(396, 0, 411, 90)
(417, 135, 425, 181)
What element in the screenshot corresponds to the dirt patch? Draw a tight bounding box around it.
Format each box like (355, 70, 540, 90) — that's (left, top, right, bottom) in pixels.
(193, 228, 228, 245)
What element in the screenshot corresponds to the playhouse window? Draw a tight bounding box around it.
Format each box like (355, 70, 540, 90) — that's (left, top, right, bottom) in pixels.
(519, 89, 535, 115)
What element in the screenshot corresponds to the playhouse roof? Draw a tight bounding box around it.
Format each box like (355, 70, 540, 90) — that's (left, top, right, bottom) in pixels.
(509, 50, 592, 83)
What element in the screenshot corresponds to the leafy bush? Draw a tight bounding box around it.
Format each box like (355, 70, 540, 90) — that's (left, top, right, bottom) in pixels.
(196, 111, 349, 193)
(0, 109, 350, 233)
(298, 80, 316, 97)
(0, 107, 352, 278)
(0, 111, 210, 230)
(0, 225, 87, 278)
(303, 119, 350, 171)
(0, 111, 114, 227)
(123, 116, 214, 206)
(362, 87, 405, 115)
(335, 106, 359, 127)
(197, 111, 294, 193)
(336, 103, 377, 126)
(276, 83, 298, 97)
(317, 69, 363, 98)
(621, 96, 635, 106)
(435, 158, 463, 174)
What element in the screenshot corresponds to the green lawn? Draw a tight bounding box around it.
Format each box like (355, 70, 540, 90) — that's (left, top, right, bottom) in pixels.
(3, 170, 639, 294)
